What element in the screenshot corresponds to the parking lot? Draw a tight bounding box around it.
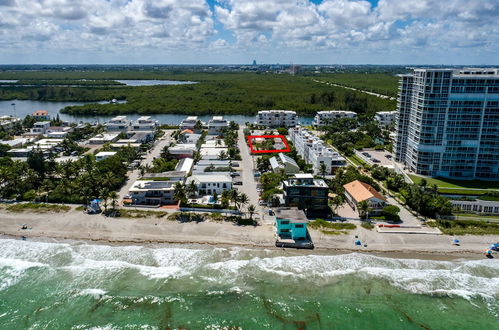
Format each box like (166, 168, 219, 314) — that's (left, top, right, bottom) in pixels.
(356, 149, 394, 167)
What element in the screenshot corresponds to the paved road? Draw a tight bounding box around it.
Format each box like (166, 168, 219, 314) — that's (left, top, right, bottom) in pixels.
(118, 130, 174, 200)
(236, 127, 261, 217)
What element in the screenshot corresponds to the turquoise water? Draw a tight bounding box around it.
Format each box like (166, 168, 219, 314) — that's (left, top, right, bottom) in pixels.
(0, 239, 497, 329)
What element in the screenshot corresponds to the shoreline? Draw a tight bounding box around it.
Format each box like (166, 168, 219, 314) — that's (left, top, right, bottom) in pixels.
(0, 231, 487, 263)
(0, 208, 496, 262)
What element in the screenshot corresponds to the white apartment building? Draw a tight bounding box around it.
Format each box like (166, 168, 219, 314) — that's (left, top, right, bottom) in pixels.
(374, 111, 397, 127)
(186, 174, 232, 196)
(180, 116, 200, 130)
(255, 110, 297, 128)
(89, 133, 120, 144)
(131, 116, 158, 131)
(394, 68, 499, 180)
(313, 111, 357, 127)
(30, 122, 50, 135)
(270, 153, 300, 174)
(129, 180, 177, 205)
(208, 116, 230, 135)
(289, 126, 346, 174)
(105, 116, 131, 132)
(451, 199, 499, 214)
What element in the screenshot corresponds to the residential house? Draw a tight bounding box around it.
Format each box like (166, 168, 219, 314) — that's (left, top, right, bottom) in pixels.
(283, 174, 329, 215)
(176, 157, 194, 173)
(186, 174, 232, 195)
(95, 151, 117, 161)
(88, 133, 120, 144)
(274, 207, 309, 240)
(30, 121, 50, 135)
(129, 180, 177, 205)
(180, 116, 201, 131)
(32, 110, 50, 121)
(131, 116, 158, 131)
(343, 180, 387, 215)
(208, 116, 229, 135)
(269, 153, 300, 174)
(313, 110, 357, 127)
(0, 116, 21, 129)
(168, 144, 197, 159)
(105, 116, 130, 132)
(255, 110, 297, 128)
(142, 171, 187, 182)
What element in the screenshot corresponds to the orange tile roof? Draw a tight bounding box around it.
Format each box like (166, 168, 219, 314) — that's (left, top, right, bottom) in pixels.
(180, 129, 194, 134)
(33, 110, 48, 116)
(343, 180, 386, 203)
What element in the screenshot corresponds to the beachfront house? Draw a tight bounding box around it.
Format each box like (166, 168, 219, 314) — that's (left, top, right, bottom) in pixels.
(129, 180, 177, 205)
(343, 180, 387, 215)
(282, 174, 329, 216)
(186, 174, 232, 196)
(274, 207, 309, 240)
(131, 116, 158, 131)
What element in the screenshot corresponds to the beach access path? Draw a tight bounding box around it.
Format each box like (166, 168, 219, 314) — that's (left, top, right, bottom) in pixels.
(0, 207, 496, 258)
(236, 126, 261, 215)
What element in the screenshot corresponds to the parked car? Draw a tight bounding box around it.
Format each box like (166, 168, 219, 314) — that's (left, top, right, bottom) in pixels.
(371, 158, 381, 163)
(123, 194, 131, 199)
(230, 172, 240, 177)
(385, 154, 392, 159)
(268, 209, 274, 216)
(259, 200, 267, 206)
(254, 171, 261, 177)
(362, 152, 371, 158)
(234, 181, 243, 185)
(70, 151, 79, 156)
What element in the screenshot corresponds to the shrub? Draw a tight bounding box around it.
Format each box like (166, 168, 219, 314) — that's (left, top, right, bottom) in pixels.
(383, 205, 401, 222)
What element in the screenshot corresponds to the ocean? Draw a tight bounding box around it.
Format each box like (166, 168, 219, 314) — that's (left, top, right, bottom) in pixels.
(0, 239, 497, 329)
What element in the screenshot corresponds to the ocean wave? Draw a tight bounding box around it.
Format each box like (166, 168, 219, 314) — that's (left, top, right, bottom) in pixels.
(0, 257, 46, 290)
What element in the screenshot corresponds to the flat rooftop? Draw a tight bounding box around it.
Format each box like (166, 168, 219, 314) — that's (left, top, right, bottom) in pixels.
(274, 207, 308, 224)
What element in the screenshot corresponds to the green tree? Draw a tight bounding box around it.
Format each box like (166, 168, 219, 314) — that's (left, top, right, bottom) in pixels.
(247, 204, 256, 221)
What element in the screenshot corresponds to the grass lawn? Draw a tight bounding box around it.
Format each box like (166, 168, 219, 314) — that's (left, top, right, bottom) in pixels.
(5, 203, 71, 213)
(429, 219, 499, 235)
(408, 175, 499, 191)
(348, 155, 366, 166)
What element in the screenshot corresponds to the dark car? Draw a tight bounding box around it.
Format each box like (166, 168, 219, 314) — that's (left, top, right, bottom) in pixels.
(385, 154, 392, 159)
(234, 181, 243, 185)
(362, 152, 371, 158)
(371, 158, 381, 163)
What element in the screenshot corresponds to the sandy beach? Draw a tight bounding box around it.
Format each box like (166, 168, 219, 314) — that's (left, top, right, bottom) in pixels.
(0, 207, 496, 260)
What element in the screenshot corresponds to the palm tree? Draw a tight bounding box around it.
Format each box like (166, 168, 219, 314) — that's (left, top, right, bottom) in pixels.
(218, 150, 227, 160)
(187, 180, 197, 197)
(212, 191, 218, 208)
(174, 182, 187, 206)
(331, 195, 344, 215)
(229, 189, 240, 209)
(100, 188, 110, 215)
(358, 200, 371, 219)
(238, 193, 249, 212)
(247, 204, 256, 221)
(109, 191, 119, 215)
(221, 190, 230, 209)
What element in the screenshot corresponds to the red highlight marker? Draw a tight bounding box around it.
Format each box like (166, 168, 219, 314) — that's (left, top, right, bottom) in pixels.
(247, 135, 291, 154)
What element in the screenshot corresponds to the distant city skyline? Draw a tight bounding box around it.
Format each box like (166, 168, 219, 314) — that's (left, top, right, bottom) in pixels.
(0, 0, 497, 65)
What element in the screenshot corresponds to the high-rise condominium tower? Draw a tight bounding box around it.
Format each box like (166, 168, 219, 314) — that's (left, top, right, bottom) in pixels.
(394, 68, 499, 180)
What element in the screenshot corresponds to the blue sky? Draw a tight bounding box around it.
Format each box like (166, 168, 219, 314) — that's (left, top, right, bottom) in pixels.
(0, 0, 497, 65)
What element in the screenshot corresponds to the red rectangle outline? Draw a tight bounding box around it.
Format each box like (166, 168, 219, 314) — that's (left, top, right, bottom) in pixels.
(247, 135, 291, 154)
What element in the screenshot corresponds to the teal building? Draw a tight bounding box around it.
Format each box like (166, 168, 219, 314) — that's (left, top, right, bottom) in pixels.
(275, 208, 309, 240)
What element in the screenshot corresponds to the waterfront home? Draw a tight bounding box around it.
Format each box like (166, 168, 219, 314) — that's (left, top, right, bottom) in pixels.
(105, 116, 131, 132)
(255, 110, 297, 128)
(270, 153, 300, 174)
(343, 180, 387, 215)
(46, 126, 73, 139)
(179, 130, 201, 144)
(283, 174, 329, 215)
(207, 116, 229, 135)
(274, 207, 309, 240)
(180, 116, 201, 131)
(313, 110, 357, 127)
(32, 110, 50, 121)
(142, 171, 187, 182)
(169, 144, 197, 159)
(131, 116, 158, 131)
(129, 180, 177, 205)
(128, 131, 154, 143)
(88, 133, 120, 144)
(186, 174, 232, 196)
(95, 151, 117, 162)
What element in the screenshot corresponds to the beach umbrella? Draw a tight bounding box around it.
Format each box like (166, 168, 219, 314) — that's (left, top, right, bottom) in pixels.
(453, 239, 460, 245)
(355, 240, 361, 246)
